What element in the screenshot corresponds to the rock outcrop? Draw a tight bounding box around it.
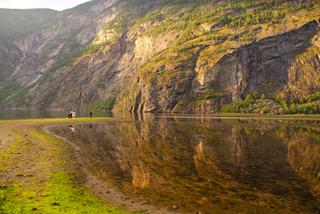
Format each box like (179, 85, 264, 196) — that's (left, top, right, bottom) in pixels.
(116, 20, 320, 113)
(0, 0, 319, 113)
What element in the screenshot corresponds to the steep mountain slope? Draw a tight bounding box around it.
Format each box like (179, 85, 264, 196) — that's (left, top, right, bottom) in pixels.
(0, 9, 57, 40)
(114, 0, 320, 113)
(0, 0, 120, 107)
(0, 0, 319, 114)
(0, 9, 58, 79)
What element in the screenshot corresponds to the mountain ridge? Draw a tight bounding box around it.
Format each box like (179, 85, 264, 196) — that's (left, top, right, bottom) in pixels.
(0, 0, 319, 114)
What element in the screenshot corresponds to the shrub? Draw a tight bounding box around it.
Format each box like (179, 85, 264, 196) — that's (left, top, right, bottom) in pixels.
(90, 97, 116, 112)
(262, 107, 270, 114)
(221, 94, 258, 113)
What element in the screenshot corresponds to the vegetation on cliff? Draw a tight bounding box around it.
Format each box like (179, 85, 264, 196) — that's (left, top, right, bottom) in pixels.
(0, 0, 319, 114)
(90, 97, 116, 112)
(221, 93, 320, 114)
(112, 0, 320, 114)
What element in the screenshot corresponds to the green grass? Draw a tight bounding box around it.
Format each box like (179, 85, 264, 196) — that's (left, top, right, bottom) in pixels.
(0, 134, 21, 172)
(0, 172, 128, 214)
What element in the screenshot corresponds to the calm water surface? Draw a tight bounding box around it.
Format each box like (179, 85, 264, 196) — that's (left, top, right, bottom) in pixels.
(50, 117, 320, 213)
(0, 109, 112, 119)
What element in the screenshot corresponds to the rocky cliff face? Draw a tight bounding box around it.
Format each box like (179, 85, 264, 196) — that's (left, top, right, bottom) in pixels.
(117, 20, 320, 113)
(0, 0, 319, 113)
(287, 32, 320, 97)
(195, 21, 319, 112)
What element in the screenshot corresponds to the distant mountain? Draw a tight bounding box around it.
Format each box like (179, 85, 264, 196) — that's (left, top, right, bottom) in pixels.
(0, 0, 319, 114)
(0, 8, 57, 40)
(0, 8, 57, 79)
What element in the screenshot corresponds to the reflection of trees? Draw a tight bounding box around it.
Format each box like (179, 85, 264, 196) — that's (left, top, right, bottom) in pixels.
(51, 119, 320, 213)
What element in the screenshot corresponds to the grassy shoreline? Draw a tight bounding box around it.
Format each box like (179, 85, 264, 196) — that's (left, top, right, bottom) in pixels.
(0, 118, 130, 214)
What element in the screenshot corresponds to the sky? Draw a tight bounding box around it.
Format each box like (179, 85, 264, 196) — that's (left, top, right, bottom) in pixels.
(0, 0, 91, 11)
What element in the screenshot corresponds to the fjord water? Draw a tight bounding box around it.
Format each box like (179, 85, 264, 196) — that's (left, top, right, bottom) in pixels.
(0, 109, 66, 119)
(50, 117, 320, 213)
(0, 109, 112, 119)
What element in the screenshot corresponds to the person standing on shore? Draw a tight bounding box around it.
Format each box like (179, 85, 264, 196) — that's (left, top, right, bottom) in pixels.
(68, 109, 73, 118)
(72, 110, 76, 118)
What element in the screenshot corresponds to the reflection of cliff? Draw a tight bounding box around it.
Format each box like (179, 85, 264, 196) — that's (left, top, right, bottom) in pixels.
(51, 119, 320, 213)
(287, 129, 320, 198)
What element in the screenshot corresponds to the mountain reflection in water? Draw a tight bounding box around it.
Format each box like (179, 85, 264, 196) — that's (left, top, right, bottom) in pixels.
(50, 117, 320, 213)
